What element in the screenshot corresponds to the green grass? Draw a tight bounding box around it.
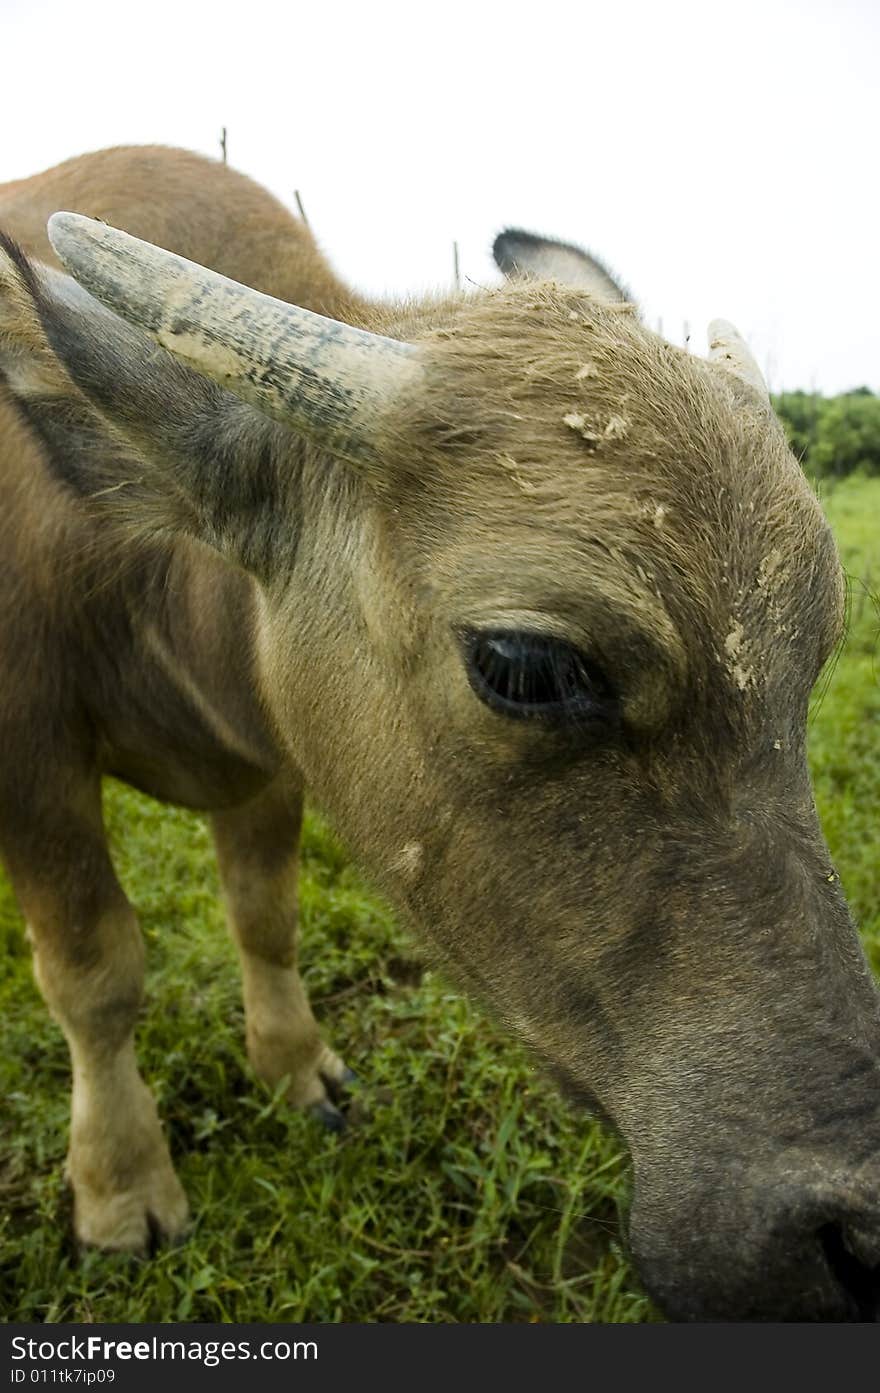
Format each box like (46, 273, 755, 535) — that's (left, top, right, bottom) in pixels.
(1, 475, 879, 1324)
(809, 475, 880, 978)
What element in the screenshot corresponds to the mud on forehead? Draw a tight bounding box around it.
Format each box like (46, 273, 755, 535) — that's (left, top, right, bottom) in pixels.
(392, 281, 844, 674)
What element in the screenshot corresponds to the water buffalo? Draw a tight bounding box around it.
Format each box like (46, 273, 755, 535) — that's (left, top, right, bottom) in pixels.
(0, 146, 878, 1320)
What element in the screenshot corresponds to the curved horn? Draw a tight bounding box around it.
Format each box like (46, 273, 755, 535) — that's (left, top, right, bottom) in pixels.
(707, 319, 768, 399)
(47, 212, 421, 462)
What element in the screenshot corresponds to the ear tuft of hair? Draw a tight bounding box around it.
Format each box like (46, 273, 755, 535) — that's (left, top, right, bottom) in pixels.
(0, 233, 47, 346)
(0, 233, 75, 398)
(0, 228, 46, 288)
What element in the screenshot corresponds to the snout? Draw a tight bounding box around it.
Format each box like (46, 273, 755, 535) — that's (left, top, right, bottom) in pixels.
(630, 1163, 880, 1321)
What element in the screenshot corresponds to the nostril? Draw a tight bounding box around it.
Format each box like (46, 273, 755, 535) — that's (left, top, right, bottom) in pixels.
(818, 1223, 880, 1321)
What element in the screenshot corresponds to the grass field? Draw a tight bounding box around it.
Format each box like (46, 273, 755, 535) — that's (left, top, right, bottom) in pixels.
(1, 475, 878, 1324)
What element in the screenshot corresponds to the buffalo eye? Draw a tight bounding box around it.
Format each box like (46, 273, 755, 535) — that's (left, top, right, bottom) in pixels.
(463, 629, 616, 724)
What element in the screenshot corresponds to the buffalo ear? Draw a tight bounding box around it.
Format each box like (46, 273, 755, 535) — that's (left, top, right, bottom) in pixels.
(493, 228, 631, 304)
(0, 232, 289, 577)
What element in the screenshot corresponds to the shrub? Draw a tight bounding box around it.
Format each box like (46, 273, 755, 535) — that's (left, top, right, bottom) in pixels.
(773, 388, 880, 479)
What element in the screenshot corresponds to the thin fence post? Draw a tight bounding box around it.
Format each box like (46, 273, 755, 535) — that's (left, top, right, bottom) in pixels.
(294, 190, 310, 228)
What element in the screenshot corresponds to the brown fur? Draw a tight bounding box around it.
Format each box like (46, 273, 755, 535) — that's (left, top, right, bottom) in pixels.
(1, 145, 366, 320)
(1, 146, 879, 1321)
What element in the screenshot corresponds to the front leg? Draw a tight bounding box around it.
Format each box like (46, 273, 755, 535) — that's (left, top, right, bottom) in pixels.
(3, 772, 188, 1251)
(212, 775, 352, 1127)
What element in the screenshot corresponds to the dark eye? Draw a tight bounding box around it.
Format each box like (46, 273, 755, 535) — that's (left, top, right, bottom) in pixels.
(463, 629, 615, 724)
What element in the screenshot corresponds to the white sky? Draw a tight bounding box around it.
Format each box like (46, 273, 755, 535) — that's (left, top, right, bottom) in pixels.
(2, 0, 877, 393)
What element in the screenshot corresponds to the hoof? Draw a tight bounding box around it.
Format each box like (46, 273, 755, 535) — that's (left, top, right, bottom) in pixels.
(69, 1161, 190, 1254)
(311, 1099, 347, 1133)
(322, 1067, 358, 1104)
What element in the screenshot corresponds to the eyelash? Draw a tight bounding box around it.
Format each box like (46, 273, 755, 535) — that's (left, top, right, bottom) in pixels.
(463, 629, 616, 725)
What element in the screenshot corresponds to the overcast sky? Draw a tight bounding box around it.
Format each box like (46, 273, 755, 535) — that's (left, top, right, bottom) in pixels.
(2, 0, 877, 393)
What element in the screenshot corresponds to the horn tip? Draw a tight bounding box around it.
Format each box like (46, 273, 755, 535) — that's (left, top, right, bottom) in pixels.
(707, 318, 738, 351)
(47, 210, 91, 261)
